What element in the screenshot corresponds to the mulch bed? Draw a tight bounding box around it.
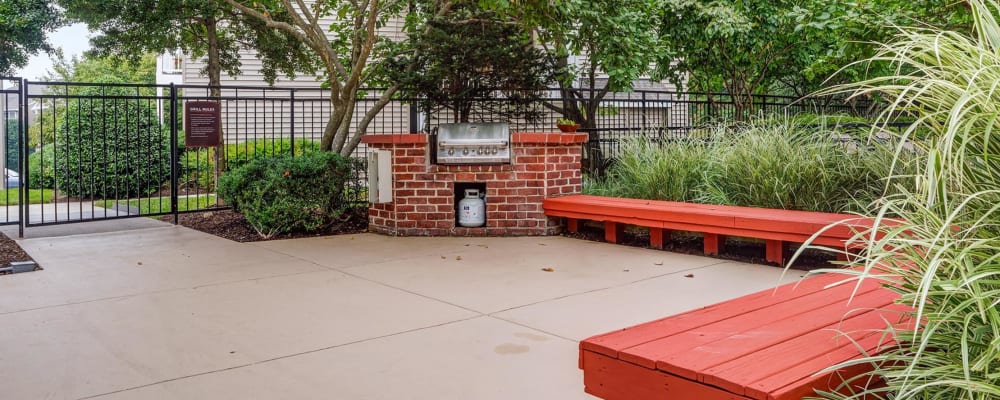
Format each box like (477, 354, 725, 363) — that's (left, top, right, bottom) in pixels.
(0, 232, 41, 274)
(563, 222, 837, 271)
(158, 208, 370, 243)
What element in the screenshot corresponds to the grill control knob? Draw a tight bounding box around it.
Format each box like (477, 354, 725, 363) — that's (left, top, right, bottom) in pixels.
(463, 148, 469, 155)
(492, 148, 498, 155)
(448, 149, 454, 155)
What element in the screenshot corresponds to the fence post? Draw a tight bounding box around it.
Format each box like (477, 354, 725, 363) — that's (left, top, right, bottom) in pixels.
(290, 89, 295, 155)
(409, 102, 419, 133)
(18, 78, 26, 238)
(642, 91, 648, 131)
(169, 83, 179, 225)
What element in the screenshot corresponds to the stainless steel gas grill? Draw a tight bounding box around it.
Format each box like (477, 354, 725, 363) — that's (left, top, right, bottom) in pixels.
(435, 122, 511, 165)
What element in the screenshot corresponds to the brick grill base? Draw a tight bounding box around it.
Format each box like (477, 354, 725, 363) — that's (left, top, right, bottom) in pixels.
(362, 133, 587, 236)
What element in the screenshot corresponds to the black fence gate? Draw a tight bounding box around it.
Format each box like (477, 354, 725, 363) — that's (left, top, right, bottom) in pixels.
(17, 80, 378, 234)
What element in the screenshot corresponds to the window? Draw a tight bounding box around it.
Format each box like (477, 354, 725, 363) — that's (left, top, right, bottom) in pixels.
(161, 53, 183, 74)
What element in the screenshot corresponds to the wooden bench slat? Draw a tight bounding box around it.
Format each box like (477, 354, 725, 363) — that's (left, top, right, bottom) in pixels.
(656, 288, 898, 382)
(619, 279, 885, 370)
(581, 350, 751, 400)
(548, 204, 739, 228)
(580, 273, 859, 358)
(703, 302, 909, 399)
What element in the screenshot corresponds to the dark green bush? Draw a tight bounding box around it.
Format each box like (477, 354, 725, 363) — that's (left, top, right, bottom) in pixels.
(54, 81, 170, 198)
(26, 146, 56, 189)
(217, 151, 352, 238)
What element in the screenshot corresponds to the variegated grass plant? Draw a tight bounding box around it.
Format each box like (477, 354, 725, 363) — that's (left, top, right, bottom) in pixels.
(800, 1, 1000, 398)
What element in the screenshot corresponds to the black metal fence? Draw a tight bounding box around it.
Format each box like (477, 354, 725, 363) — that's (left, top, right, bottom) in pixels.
(1, 77, 23, 229)
(7, 78, 881, 229)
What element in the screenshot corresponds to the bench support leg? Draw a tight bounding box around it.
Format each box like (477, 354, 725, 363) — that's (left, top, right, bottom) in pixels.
(704, 234, 725, 256)
(566, 218, 579, 233)
(604, 221, 625, 244)
(649, 228, 670, 249)
(766, 240, 784, 266)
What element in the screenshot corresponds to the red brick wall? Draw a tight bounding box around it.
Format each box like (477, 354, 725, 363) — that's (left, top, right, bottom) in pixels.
(363, 133, 585, 236)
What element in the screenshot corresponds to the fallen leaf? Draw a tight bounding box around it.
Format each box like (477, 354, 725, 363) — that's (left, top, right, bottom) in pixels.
(541, 267, 554, 272)
(137, 262, 143, 266)
(623, 269, 630, 272)
(456, 256, 462, 261)
(538, 243, 547, 246)
(441, 256, 446, 259)
(654, 261, 663, 266)
(684, 274, 695, 278)
(464, 244, 470, 247)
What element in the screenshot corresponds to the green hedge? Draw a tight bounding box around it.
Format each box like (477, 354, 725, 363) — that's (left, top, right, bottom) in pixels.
(217, 151, 352, 238)
(53, 82, 170, 198)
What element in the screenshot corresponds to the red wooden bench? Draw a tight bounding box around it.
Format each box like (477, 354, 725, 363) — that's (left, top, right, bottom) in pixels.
(580, 272, 909, 400)
(543, 195, 873, 266)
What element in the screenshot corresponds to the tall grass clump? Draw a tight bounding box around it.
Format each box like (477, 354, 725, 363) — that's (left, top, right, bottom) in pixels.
(586, 136, 714, 202)
(803, 1, 1000, 398)
(586, 120, 908, 213)
(700, 121, 890, 213)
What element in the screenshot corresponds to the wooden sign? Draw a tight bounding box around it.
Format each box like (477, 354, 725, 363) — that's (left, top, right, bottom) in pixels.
(184, 101, 221, 147)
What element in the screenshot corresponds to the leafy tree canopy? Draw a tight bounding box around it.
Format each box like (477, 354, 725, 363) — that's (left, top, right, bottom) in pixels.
(0, 0, 64, 75)
(225, 0, 436, 155)
(387, 1, 556, 124)
(58, 0, 317, 86)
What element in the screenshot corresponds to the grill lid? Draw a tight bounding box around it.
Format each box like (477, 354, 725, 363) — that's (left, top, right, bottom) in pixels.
(435, 122, 511, 165)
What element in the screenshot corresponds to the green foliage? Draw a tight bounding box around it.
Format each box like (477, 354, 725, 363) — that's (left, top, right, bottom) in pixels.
(804, 1, 1000, 398)
(178, 139, 320, 191)
(54, 81, 170, 198)
(58, 0, 316, 87)
(4, 117, 16, 172)
(387, 2, 555, 124)
(26, 145, 55, 189)
(586, 120, 915, 213)
(217, 151, 353, 238)
(487, 0, 664, 128)
(588, 137, 714, 203)
(224, 0, 408, 155)
(0, 0, 64, 75)
(30, 52, 158, 148)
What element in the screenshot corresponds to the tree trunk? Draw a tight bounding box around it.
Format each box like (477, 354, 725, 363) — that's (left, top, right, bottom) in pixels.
(204, 16, 225, 187)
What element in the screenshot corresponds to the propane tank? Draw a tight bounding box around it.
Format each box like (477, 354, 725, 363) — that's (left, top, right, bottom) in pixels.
(458, 188, 486, 227)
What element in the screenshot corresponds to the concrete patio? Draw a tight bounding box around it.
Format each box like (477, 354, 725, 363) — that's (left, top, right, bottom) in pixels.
(0, 221, 804, 399)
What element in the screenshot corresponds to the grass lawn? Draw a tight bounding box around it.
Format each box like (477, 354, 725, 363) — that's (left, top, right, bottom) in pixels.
(99, 194, 218, 214)
(0, 189, 56, 205)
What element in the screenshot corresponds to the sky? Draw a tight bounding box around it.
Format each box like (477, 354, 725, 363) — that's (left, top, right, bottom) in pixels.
(15, 23, 92, 81)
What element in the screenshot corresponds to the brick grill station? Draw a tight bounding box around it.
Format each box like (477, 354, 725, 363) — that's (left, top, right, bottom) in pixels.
(362, 132, 588, 236)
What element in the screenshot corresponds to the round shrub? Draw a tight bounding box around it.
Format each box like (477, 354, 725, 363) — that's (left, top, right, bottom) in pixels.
(217, 151, 353, 238)
(54, 81, 170, 198)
